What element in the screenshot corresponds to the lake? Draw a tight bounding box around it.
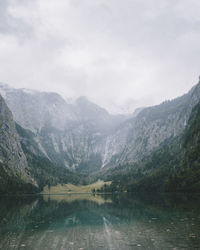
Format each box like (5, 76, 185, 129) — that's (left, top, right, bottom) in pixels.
(0, 193, 200, 249)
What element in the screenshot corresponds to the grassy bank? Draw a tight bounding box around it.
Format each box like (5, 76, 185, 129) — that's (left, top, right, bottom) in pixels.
(41, 180, 112, 194)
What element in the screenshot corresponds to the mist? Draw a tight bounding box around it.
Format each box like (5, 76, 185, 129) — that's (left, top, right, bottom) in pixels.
(0, 0, 199, 113)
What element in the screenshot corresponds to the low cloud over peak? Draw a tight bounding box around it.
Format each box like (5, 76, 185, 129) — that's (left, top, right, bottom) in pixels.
(0, 0, 199, 113)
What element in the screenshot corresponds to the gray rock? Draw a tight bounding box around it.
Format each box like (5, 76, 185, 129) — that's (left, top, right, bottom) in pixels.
(0, 94, 37, 189)
(0, 79, 200, 175)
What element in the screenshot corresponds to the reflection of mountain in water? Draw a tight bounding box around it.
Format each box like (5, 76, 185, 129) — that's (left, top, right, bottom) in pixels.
(0, 194, 200, 249)
(43, 193, 112, 205)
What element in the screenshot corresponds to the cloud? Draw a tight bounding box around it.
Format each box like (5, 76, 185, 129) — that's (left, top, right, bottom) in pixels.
(0, 0, 199, 113)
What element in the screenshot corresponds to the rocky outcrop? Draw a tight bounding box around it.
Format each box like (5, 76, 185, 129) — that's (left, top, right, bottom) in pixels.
(0, 84, 128, 173)
(102, 80, 200, 167)
(0, 94, 37, 193)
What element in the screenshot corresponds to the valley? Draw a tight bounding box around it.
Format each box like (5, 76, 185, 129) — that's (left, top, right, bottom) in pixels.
(0, 78, 200, 194)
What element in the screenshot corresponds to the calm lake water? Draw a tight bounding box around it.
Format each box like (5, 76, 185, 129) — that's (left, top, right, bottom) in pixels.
(0, 193, 200, 250)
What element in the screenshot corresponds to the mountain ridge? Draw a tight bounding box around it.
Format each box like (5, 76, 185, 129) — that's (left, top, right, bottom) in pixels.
(1, 80, 200, 172)
(0, 78, 200, 193)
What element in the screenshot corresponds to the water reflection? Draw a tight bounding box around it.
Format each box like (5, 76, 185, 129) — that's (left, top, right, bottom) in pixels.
(0, 193, 200, 249)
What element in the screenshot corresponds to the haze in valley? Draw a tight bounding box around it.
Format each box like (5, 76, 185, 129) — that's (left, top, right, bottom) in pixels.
(0, 0, 200, 113)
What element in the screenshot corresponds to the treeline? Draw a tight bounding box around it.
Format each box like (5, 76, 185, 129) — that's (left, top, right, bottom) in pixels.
(0, 163, 38, 194)
(100, 101, 200, 193)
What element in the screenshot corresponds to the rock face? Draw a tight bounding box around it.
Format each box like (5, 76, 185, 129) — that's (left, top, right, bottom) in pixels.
(0, 84, 129, 173)
(0, 80, 200, 175)
(0, 94, 37, 193)
(112, 82, 200, 165)
(0, 85, 77, 131)
(83, 80, 200, 169)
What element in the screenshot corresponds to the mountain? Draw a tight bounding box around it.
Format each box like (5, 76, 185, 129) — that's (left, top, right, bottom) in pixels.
(15, 123, 83, 190)
(0, 78, 200, 193)
(99, 82, 200, 193)
(0, 84, 77, 131)
(165, 101, 200, 191)
(0, 84, 128, 174)
(0, 94, 37, 194)
(75, 96, 125, 131)
(104, 81, 200, 167)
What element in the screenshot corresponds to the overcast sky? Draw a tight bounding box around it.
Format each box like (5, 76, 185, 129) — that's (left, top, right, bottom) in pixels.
(0, 0, 200, 113)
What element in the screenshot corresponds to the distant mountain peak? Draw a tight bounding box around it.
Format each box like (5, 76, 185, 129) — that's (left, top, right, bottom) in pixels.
(75, 96, 91, 105)
(0, 82, 10, 89)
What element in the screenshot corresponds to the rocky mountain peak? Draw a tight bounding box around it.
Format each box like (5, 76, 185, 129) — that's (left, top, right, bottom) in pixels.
(1, 80, 200, 176)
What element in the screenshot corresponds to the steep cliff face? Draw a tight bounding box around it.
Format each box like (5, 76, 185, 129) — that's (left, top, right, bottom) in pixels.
(0, 94, 37, 193)
(15, 123, 84, 188)
(104, 81, 200, 167)
(0, 84, 128, 173)
(0, 85, 77, 131)
(0, 80, 200, 175)
(104, 97, 200, 193)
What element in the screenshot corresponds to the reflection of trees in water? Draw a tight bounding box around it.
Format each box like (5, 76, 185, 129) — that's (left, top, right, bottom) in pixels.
(1, 193, 200, 229)
(0, 196, 39, 231)
(0, 194, 200, 249)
